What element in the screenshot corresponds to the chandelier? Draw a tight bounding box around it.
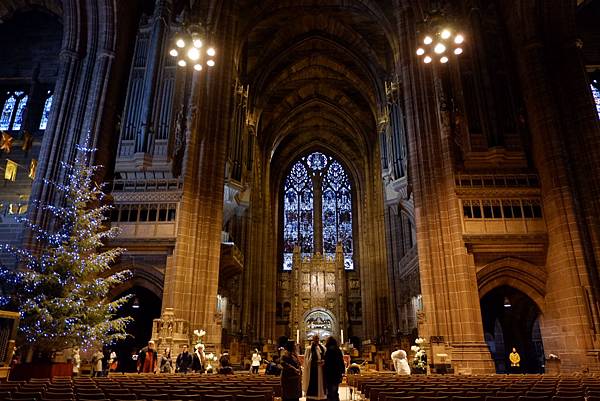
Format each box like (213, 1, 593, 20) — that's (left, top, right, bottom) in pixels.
(416, 15, 465, 64)
(169, 26, 216, 71)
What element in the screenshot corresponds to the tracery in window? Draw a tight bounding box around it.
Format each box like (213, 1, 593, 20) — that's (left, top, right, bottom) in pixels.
(282, 152, 354, 271)
(39, 93, 53, 130)
(12, 95, 28, 131)
(0, 95, 16, 130)
(283, 162, 314, 270)
(0, 91, 27, 131)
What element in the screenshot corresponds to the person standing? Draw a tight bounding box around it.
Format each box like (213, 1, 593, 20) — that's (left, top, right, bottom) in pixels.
(324, 337, 345, 401)
(509, 347, 521, 373)
(72, 347, 81, 377)
(91, 349, 104, 377)
(192, 344, 205, 373)
(303, 334, 326, 401)
(160, 347, 173, 373)
(251, 349, 262, 374)
(391, 349, 411, 375)
(176, 345, 193, 373)
(281, 341, 302, 401)
(108, 350, 118, 373)
(137, 340, 158, 373)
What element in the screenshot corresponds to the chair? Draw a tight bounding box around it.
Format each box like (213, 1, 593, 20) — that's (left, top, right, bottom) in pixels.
(519, 396, 552, 401)
(453, 396, 484, 401)
(418, 396, 447, 401)
(12, 392, 43, 399)
(551, 397, 584, 401)
(203, 395, 234, 401)
(235, 394, 266, 401)
(385, 396, 417, 401)
(137, 394, 169, 401)
(486, 396, 517, 401)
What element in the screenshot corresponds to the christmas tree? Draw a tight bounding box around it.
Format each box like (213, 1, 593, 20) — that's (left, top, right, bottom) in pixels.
(0, 143, 132, 353)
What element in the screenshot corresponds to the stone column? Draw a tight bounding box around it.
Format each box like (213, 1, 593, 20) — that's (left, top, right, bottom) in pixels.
(513, 37, 600, 371)
(161, 2, 237, 348)
(395, 4, 494, 373)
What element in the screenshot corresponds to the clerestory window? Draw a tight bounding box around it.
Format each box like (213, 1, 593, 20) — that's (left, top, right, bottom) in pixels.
(0, 91, 28, 131)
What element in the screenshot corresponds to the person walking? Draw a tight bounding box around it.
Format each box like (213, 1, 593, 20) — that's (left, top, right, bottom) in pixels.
(303, 334, 326, 401)
(176, 345, 193, 373)
(324, 337, 345, 401)
(391, 349, 411, 375)
(281, 341, 302, 401)
(137, 340, 158, 373)
(251, 349, 262, 374)
(160, 347, 173, 373)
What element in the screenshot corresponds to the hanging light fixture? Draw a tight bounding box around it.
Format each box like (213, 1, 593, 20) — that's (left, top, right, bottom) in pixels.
(415, 11, 465, 65)
(503, 297, 512, 308)
(132, 297, 140, 309)
(169, 25, 217, 71)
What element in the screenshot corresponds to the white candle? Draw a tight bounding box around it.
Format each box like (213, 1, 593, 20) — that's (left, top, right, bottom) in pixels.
(341, 329, 344, 344)
(296, 329, 300, 344)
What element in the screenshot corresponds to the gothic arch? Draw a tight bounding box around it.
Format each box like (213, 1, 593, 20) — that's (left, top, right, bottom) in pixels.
(477, 257, 546, 312)
(108, 261, 165, 300)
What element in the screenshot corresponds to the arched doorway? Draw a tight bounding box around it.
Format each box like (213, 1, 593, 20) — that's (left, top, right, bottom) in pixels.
(303, 308, 336, 340)
(480, 286, 545, 373)
(112, 286, 161, 372)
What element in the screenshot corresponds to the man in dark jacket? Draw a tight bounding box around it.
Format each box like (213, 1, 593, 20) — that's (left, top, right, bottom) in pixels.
(324, 337, 345, 401)
(176, 345, 193, 373)
(137, 340, 158, 373)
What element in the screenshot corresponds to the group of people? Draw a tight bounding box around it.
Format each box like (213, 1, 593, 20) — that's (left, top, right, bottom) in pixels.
(281, 334, 346, 401)
(136, 341, 209, 374)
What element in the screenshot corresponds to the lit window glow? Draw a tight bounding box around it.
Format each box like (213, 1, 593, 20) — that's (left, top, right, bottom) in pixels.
(592, 84, 600, 119)
(39, 95, 53, 130)
(282, 152, 354, 270)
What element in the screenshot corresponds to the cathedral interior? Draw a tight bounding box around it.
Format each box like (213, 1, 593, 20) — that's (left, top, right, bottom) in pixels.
(1, 0, 600, 374)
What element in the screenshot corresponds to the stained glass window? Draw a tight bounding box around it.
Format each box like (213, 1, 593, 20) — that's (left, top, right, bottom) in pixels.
(39, 94, 53, 130)
(0, 95, 16, 130)
(282, 151, 354, 270)
(12, 95, 28, 131)
(322, 160, 353, 269)
(591, 84, 600, 120)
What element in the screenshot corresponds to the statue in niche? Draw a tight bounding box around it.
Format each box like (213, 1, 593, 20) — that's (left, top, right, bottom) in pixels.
(170, 107, 187, 177)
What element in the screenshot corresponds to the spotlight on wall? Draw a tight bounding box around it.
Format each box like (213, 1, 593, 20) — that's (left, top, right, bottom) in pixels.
(503, 297, 512, 308)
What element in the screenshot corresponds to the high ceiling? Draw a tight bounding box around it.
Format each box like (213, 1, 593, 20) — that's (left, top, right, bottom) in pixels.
(236, 0, 399, 166)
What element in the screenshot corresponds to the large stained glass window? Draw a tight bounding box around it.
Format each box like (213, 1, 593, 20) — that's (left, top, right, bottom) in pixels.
(282, 152, 354, 270)
(39, 93, 53, 130)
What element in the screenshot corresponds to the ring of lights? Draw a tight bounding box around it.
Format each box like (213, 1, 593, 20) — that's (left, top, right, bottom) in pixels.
(416, 28, 464, 64)
(169, 31, 216, 71)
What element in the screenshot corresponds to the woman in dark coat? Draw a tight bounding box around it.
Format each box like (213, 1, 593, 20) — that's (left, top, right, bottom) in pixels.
(323, 337, 345, 401)
(281, 341, 302, 401)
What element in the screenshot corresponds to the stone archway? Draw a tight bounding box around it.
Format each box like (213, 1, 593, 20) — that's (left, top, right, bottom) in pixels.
(302, 308, 337, 342)
(480, 285, 545, 374)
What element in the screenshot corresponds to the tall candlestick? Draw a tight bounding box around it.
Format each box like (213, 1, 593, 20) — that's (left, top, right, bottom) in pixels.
(296, 329, 300, 344)
(341, 329, 344, 344)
